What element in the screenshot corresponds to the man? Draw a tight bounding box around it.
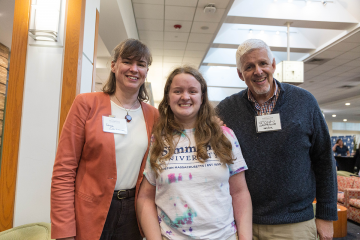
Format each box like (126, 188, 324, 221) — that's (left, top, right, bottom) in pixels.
(216, 39, 337, 240)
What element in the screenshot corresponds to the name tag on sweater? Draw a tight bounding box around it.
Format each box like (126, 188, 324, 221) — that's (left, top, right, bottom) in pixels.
(102, 116, 127, 134)
(255, 113, 282, 133)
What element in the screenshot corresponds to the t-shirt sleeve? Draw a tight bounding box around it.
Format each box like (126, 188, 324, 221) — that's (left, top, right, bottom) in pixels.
(222, 126, 248, 176)
(143, 135, 157, 186)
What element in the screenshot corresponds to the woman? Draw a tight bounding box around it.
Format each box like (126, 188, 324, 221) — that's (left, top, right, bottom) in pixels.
(333, 139, 350, 156)
(51, 39, 158, 240)
(137, 66, 252, 240)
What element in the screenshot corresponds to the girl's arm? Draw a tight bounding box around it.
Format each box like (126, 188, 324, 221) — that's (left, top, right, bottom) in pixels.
(229, 171, 252, 240)
(137, 178, 162, 240)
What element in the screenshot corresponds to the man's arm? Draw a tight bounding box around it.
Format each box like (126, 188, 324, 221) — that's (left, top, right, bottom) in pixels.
(310, 103, 338, 239)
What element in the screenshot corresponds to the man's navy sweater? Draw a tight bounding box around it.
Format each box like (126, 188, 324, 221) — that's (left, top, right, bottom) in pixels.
(216, 80, 338, 224)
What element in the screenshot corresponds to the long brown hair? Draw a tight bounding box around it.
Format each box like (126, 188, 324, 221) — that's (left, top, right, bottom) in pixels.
(102, 38, 152, 102)
(150, 66, 234, 176)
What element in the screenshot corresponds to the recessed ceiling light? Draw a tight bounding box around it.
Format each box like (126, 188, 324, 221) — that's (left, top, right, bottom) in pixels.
(332, 115, 336, 117)
(345, 103, 350, 106)
(343, 119, 347, 122)
(201, 26, 209, 30)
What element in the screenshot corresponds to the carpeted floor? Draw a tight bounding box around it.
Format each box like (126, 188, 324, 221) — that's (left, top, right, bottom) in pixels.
(334, 220, 360, 240)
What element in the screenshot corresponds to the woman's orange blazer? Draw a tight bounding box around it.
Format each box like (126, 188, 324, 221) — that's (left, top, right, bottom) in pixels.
(51, 92, 159, 240)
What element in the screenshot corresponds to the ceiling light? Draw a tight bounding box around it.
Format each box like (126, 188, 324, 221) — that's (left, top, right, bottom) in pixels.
(343, 119, 347, 122)
(332, 115, 336, 117)
(345, 103, 350, 106)
(204, 4, 216, 14)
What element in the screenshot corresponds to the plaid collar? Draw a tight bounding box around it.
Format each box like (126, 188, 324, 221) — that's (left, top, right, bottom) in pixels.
(247, 80, 280, 114)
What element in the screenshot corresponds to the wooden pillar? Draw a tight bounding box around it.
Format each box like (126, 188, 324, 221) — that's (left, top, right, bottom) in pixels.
(0, 0, 31, 231)
(92, 9, 99, 92)
(58, 0, 86, 136)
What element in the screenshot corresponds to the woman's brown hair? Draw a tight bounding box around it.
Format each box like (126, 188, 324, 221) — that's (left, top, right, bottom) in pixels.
(150, 66, 234, 176)
(102, 38, 152, 102)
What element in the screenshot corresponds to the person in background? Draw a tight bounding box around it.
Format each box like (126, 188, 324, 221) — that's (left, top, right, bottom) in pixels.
(51, 39, 159, 240)
(332, 139, 350, 156)
(216, 39, 337, 240)
(137, 66, 252, 240)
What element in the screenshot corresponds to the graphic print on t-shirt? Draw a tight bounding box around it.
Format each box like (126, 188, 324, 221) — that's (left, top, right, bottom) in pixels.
(144, 127, 247, 240)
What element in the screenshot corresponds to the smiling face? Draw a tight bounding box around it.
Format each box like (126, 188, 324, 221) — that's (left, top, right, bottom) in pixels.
(168, 73, 203, 129)
(238, 48, 276, 103)
(111, 56, 148, 94)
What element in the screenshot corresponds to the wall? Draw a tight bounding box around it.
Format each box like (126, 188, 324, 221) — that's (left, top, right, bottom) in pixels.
(12, 0, 100, 227)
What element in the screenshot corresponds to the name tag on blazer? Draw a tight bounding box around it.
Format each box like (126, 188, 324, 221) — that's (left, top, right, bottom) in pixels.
(102, 116, 127, 134)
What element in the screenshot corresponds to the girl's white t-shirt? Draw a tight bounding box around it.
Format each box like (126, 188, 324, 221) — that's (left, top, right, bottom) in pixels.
(144, 126, 247, 240)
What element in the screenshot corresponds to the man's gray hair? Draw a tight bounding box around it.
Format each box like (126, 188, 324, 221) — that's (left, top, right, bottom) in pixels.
(236, 39, 274, 72)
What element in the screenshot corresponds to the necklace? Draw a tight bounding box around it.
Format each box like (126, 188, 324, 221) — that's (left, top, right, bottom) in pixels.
(114, 95, 138, 122)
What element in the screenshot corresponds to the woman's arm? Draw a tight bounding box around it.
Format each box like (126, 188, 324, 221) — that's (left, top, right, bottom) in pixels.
(332, 144, 338, 152)
(229, 172, 252, 240)
(137, 178, 162, 240)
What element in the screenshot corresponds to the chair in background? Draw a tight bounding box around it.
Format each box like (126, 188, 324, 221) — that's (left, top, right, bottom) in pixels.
(0, 222, 53, 240)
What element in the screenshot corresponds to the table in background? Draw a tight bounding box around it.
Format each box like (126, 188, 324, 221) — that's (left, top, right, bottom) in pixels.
(335, 156, 355, 173)
(333, 205, 347, 238)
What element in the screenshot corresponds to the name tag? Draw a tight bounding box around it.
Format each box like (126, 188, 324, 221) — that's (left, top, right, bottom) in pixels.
(102, 116, 127, 134)
(255, 113, 282, 133)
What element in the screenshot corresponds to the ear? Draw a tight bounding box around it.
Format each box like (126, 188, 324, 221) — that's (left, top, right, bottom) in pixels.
(272, 58, 276, 70)
(237, 69, 245, 81)
(111, 61, 116, 73)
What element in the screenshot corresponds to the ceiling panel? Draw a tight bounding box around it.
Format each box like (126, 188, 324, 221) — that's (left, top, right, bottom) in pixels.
(163, 49, 185, 56)
(164, 32, 189, 42)
(194, 8, 225, 22)
(141, 40, 164, 49)
(328, 42, 359, 52)
(184, 50, 206, 57)
(337, 51, 360, 60)
(133, 4, 164, 19)
(165, 0, 198, 7)
(164, 20, 192, 32)
(186, 42, 210, 51)
(343, 31, 360, 43)
(139, 31, 164, 41)
(331, 65, 357, 73)
(164, 56, 183, 63)
(188, 33, 213, 43)
(150, 49, 164, 56)
(322, 58, 352, 66)
(133, 0, 163, 4)
(315, 50, 344, 59)
(191, 21, 219, 33)
(165, 6, 196, 21)
(136, 19, 164, 31)
(198, 0, 230, 9)
(164, 41, 187, 50)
